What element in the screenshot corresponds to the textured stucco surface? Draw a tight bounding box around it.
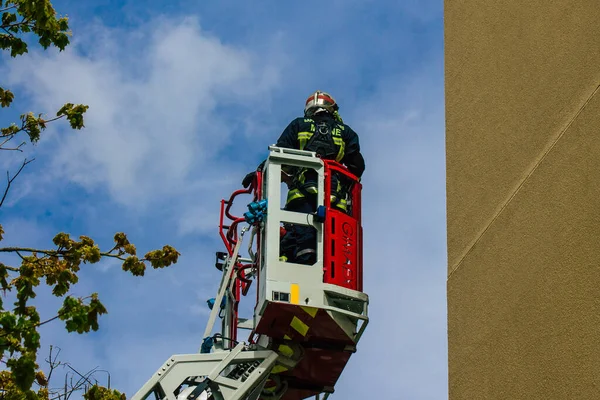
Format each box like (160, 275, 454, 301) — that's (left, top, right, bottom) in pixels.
(445, 0, 600, 399)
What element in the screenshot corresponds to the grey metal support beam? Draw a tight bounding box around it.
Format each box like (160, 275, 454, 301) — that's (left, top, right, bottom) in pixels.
(130, 343, 279, 400)
(201, 228, 248, 350)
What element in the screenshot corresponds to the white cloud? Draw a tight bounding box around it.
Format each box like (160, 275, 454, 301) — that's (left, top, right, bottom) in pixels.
(3, 16, 282, 215)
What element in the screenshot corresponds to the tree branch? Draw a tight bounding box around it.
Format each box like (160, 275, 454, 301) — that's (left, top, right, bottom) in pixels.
(0, 5, 18, 12)
(2, 264, 19, 272)
(0, 142, 26, 152)
(0, 246, 56, 255)
(64, 364, 97, 400)
(45, 345, 62, 385)
(1, 26, 14, 37)
(0, 314, 61, 338)
(1, 19, 34, 31)
(1, 114, 64, 139)
(0, 157, 34, 208)
(0, 246, 130, 262)
(0, 129, 25, 150)
(38, 314, 61, 328)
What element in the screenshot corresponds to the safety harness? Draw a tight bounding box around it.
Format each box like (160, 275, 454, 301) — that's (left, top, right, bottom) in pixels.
(286, 117, 350, 211)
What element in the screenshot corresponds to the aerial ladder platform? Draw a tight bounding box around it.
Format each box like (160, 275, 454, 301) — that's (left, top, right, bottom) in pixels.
(131, 146, 369, 400)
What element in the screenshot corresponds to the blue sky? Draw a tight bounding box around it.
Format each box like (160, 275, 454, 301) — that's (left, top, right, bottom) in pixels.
(0, 0, 446, 398)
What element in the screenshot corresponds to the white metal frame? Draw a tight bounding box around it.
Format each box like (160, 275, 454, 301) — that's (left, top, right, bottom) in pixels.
(130, 342, 279, 400)
(254, 146, 369, 345)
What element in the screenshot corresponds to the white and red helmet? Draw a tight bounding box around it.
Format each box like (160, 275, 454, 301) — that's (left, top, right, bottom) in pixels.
(304, 90, 339, 117)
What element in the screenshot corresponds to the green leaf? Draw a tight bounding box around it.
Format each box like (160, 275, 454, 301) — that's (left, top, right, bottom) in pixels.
(81, 245, 101, 263)
(56, 103, 88, 129)
(57, 17, 69, 32)
(113, 232, 130, 247)
(84, 385, 126, 400)
(1, 11, 17, 26)
(0, 312, 17, 330)
(0, 262, 9, 291)
(52, 232, 71, 247)
(1, 123, 20, 136)
(6, 353, 37, 391)
(0, 34, 28, 57)
(122, 256, 145, 276)
(57, 295, 107, 334)
(23, 326, 40, 350)
(52, 31, 69, 50)
(145, 245, 180, 269)
(0, 87, 15, 107)
(20, 112, 43, 143)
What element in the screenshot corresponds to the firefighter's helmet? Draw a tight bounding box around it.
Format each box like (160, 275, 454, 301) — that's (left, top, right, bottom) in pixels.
(304, 90, 339, 117)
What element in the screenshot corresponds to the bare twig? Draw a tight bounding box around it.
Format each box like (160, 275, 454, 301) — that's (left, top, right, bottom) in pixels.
(0, 157, 34, 208)
(44, 363, 111, 400)
(0, 142, 26, 152)
(92, 370, 111, 389)
(38, 315, 61, 328)
(45, 345, 63, 385)
(14, 250, 25, 260)
(0, 137, 12, 147)
(0, 5, 17, 13)
(0, 134, 19, 148)
(1, 26, 14, 37)
(36, 115, 63, 125)
(65, 365, 98, 400)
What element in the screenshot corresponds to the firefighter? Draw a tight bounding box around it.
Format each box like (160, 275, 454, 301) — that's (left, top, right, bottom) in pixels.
(243, 90, 365, 264)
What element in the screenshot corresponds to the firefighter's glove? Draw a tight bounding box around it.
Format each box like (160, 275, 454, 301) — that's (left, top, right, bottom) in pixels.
(242, 171, 256, 188)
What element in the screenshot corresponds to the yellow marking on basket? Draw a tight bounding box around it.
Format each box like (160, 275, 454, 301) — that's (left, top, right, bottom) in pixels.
(301, 306, 318, 318)
(290, 284, 300, 304)
(290, 316, 309, 336)
(277, 344, 294, 358)
(271, 365, 289, 374)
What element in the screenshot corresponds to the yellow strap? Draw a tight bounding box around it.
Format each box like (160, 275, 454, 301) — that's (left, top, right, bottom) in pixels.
(298, 131, 313, 150)
(286, 188, 305, 203)
(332, 137, 345, 161)
(298, 128, 345, 161)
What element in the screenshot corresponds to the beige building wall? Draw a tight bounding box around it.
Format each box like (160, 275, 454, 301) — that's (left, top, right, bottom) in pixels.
(445, 1, 600, 399)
